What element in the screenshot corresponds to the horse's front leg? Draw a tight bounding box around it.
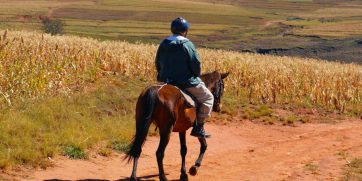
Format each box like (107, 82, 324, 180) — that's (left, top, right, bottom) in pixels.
(189, 137, 207, 176)
(179, 132, 188, 181)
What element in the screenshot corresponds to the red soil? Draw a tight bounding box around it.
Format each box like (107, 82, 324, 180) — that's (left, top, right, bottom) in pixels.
(5, 119, 362, 181)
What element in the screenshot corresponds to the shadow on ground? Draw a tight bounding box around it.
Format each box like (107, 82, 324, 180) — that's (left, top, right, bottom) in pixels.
(43, 173, 181, 181)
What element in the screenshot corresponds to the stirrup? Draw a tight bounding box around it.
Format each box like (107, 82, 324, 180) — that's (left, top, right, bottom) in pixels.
(190, 125, 211, 138)
(191, 131, 211, 138)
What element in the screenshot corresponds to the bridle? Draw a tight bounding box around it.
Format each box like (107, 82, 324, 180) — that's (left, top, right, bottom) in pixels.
(213, 78, 224, 111)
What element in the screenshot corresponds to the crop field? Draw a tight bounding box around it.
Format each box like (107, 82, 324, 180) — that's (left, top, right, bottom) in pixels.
(1, 0, 362, 62)
(1, 30, 362, 112)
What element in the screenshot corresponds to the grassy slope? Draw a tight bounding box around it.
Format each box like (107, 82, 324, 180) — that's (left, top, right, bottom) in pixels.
(0, 76, 151, 169)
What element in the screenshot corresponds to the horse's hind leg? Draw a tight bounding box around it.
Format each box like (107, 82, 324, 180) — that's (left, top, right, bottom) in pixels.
(156, 130, 171, 181)
(189, 137, 207, 176)
(130, 157, 139, 181)
(179, 132, 188, 181)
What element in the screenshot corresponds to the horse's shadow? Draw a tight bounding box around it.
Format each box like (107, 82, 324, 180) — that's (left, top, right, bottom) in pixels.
(115, 174, 159, 181)
(43, 174, 179, 181)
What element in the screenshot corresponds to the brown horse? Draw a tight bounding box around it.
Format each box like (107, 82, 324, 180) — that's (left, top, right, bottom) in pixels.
(126, 71, 229, 181)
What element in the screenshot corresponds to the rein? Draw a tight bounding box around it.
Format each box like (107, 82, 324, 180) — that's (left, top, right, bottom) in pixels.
(213, 79, 224, 107)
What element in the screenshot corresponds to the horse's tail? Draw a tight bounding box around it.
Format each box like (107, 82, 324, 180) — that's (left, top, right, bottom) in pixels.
(125, 86, 159, 163)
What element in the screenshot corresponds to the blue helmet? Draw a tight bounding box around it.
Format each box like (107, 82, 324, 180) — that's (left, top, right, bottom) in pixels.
(171, 17, 190, 34)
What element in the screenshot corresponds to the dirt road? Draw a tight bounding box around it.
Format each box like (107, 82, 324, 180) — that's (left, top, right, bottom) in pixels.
(17, 119, 362, 181)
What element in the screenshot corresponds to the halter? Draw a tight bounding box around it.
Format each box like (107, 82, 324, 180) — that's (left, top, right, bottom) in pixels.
(213, 79, 224, 106)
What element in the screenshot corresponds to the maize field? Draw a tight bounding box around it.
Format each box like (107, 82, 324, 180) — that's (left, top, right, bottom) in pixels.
(0, 30, 361, 113)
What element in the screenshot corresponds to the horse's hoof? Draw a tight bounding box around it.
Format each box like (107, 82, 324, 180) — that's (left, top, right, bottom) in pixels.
(129, 176, 138, 181)
(189, 165, 198, 176)
(180, 173, 189, 181)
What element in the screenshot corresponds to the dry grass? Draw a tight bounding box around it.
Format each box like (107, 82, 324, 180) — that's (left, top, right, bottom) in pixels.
(342, 158, 362, 181)
(0, 30, 362, 114)
(0, 75, 147, 169)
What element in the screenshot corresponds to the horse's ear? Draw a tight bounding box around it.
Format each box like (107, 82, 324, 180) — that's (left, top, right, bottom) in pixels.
(221, 72, 229, 79)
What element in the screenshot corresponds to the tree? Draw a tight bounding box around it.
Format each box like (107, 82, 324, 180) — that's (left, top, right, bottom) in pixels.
(40, 16, 64, 35)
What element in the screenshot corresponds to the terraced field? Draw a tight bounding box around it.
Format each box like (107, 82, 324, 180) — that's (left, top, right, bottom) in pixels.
(1, 0, 362, 62)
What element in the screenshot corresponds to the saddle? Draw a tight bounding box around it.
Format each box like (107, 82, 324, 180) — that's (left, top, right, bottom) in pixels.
(157, 83, 197, 108)
(180, 89, 196, 107)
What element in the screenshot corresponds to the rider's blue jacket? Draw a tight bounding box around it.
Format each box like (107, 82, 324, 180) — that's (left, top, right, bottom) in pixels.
(155, 35, 201, 88)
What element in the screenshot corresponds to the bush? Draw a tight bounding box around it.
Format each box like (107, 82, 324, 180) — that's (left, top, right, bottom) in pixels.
(41, 17, 64, 35)
(62, 145, 88, 159)
(108, 140, 131, 153)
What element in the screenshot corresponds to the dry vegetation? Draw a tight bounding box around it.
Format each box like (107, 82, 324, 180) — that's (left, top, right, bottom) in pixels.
(1, 30, 361, 113)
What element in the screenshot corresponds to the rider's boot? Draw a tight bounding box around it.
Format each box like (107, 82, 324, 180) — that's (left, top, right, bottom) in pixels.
(190, 120, 211, 138)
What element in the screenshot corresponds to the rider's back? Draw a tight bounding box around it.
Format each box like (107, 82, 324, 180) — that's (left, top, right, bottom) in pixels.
(156, 35, 201, 88)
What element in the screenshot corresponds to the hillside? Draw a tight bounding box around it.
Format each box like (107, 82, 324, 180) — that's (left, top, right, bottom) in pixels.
(1, 1, 362, 180)
(1, 0, 362, 62)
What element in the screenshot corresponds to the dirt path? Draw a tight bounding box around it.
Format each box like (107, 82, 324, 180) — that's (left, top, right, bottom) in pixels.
(13, 120, 362, 181)
(264, 20, 283, 27)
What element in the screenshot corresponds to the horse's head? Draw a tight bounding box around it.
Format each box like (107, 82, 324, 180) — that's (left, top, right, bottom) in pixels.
(200, 71, 229, 112)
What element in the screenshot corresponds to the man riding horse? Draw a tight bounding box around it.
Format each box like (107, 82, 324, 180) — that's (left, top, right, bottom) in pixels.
(155, 17, 213, 138)
(127, 17, 229, 181)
